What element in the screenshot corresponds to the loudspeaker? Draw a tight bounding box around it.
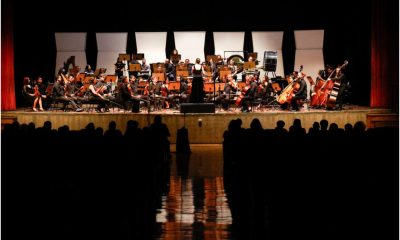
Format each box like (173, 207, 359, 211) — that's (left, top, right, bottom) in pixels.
(180, 103, 215, 113)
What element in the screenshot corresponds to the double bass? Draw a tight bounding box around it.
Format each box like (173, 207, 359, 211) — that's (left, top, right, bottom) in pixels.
(276, 65, 303, 104)
(326, 61, 348, 108)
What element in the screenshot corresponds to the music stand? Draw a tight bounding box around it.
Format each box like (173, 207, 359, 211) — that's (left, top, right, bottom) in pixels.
(129, 63, 141, 72)
(246, 52, 258, 61)
(152, 73, 165, 82)
(219, 66, 231, 80)
(170, 54, 181, 64)
(132, 53, 144, 60)
(243, 61, 256, 70)
(118, 53, 131, 62)
(151, 63, 165, 73)
(105, 75, 118, 83)
(206, 55, 218, 63)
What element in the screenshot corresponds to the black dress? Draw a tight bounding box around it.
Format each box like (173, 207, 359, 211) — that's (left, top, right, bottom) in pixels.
(191, 64, 204, 103)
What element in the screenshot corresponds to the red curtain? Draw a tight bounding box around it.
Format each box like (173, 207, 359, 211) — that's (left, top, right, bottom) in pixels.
(1, 1, 16, 110)
(371, 0, 399, 112)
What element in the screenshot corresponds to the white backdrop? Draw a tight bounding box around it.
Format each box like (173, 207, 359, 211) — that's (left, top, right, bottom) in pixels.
(252, 31, 284, 77)
(294, 30, 325, 99)
(55, 32, 87, 76)
(135, 32, 167, 64)
(96, 33, 127, 75)
(174, 31, 206, 63)
(213, 32, 245, 59)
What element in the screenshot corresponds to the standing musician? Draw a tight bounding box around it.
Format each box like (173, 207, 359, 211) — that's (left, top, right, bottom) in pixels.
(115, 58, 125, 78)
(330, 65, 347, 110)
(164, 59, 175, 81)
(228, 59, 238, 80)
(140, 58, 151, 80)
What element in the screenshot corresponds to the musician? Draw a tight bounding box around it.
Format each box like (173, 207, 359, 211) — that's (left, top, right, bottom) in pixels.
(164, 59, 175, 81)
(115, 58, 125, 78)
(36, 77, 49, 109)
(228, 59, 238, 80)
(120, 76, 141, 112)
(218, 74, 238, 110)
(23, 76, 43, 111)
(241, 55, 259, 82)
(178, 76, 189, 103)
(190, 58, 205, 103)
(208, 58, 218, 82)
(331, 66, 347, 110)
(52, 75, 83, 112)
(65, 75, 83, 102)
(170, 49, 180, 65)
(290, 75, 307, 111)
(140, 58, 150, 80)
(240, 75, 257, 112)
(87, 77, 110, 113)
(84, 64, 94, 74)
(317, 65, 334, 83)
(22, 76, 35, 107)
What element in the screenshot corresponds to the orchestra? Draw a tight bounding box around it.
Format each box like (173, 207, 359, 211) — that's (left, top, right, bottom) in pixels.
(23, 53, 349, 113)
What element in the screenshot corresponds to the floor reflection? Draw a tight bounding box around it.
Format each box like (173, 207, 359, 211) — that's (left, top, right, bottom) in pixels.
(155, 145, 232, 240)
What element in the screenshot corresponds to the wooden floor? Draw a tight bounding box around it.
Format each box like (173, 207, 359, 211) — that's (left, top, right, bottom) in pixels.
(2, 104, 396, 143)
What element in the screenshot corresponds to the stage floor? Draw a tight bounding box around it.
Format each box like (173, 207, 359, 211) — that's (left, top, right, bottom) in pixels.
(2, 105, 397, 143)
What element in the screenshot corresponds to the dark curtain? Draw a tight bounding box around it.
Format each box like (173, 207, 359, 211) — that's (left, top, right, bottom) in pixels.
(1, 0, 16, 110)
(371, 0, 399, 112)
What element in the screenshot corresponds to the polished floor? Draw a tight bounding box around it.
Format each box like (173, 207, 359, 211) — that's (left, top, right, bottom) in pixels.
(154, 144, 233, 240)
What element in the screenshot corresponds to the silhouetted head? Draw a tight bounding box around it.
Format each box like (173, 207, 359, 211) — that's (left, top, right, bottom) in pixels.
(109, 121, 117, 130)
(154, 115, 162, 124)
(250, 118, 263, 130)
(277, 120, 285, 128)
(320, 119, 329, 130)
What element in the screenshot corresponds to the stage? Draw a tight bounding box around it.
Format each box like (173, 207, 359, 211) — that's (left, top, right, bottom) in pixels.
(1, 105, 397, 143)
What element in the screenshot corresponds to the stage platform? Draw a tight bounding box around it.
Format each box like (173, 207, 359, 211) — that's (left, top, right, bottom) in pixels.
(2, 105, 397, 143)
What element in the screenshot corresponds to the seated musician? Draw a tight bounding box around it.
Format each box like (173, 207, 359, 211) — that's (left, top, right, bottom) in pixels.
(290, 75, 307, 111)
(65, 75, 84, 104)
(120, 76, 141, 112)
(178, 76, 190, 103)
(52, 75, 83, 112)
(240, 75, 257, 112)
(184, 59, 193, 74)
(84, 64, 94, 75)
(87, 76, 111, 113)
(218, 74, 238, 110)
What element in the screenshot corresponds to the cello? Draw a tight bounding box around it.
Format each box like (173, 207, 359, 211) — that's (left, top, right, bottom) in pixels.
(276, 65, 303, 104)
